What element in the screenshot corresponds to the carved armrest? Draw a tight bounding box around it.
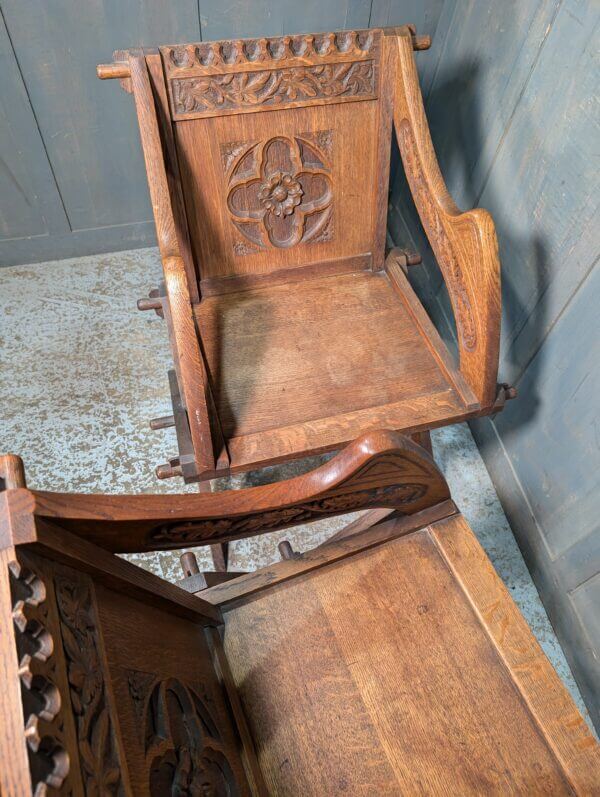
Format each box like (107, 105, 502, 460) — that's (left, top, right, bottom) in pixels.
(387, 28, 501, 407)
(3, 431, 453, 554)
(126, 52, 222, 477)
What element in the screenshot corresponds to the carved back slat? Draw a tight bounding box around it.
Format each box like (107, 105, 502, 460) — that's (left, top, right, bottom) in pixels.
(154, 29, 390, 288)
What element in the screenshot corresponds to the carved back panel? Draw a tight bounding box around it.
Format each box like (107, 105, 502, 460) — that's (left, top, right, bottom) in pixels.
(2, 544, 250, 796)
(157, 29, 391, 286)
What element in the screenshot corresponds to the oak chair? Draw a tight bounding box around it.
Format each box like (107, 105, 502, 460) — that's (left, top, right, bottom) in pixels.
(97, 25, 515, 488)
(2, 442, 599, 795)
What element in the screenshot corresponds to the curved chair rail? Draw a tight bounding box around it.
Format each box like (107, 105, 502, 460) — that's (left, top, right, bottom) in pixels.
(1, 430, 450, 553)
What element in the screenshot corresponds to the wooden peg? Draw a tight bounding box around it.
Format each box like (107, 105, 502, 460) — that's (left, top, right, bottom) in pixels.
(137, 297, 162, 312)
(502, 384, 518, 400)
(278, 540, 300, 560)
(412, 34, 431, 50)
(180, 552, 200, 577)
(405, 251, 422, 266)
(97, 62, 131, 80)
(0, 453, 27, 491)
(150, 415, 175, 431)
(155, 459, 183, 480)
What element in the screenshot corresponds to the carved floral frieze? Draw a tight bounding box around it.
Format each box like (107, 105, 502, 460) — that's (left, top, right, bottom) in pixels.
(171, 60, 375, 116)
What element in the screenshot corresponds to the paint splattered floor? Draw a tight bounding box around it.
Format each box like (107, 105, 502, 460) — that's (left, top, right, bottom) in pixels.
(0, 246, 593, 729)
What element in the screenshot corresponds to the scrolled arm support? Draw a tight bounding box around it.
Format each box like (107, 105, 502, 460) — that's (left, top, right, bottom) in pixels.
(388, 28, 501, 407)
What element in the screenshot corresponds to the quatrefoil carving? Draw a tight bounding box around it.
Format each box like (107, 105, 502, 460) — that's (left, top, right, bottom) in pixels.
(225, 134, 333, 250)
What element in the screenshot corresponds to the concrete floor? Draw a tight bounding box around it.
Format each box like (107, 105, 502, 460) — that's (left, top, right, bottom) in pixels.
(0, 246, 593, 728)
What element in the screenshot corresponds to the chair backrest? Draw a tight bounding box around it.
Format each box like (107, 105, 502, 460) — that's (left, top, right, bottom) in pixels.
(150, 29, 392, 293)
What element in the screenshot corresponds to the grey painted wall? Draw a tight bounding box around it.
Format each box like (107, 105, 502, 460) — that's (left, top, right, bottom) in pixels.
(388, 0, 600, 729)
(1, 0, 598, 727)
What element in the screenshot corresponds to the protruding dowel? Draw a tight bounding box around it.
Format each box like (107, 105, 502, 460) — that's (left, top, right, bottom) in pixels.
(180, 552, 200, 578)
(278, 540, 300, 560)
(97, 62, 131, 80)
(137, 297, 162, 312)
(405, 251, 422, 266)
(155, 459, 183, 480)
(150, 415, 176, 431)
(412, 34, 431, 50)
(502, 384, 518, 401)
(0, 453, 27, 491)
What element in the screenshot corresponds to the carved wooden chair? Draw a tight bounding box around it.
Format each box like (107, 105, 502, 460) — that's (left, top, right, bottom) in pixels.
(2, 442, 599, 795)
(96, 25, 515, 492)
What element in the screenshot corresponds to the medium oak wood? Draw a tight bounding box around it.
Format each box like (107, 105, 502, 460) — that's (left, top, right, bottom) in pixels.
(1, 448, 598, 794)
(97, 24, 510, 484)
(1, 430, 450, 553)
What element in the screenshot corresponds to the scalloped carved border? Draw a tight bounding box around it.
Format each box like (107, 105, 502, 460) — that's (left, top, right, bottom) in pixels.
(162, 29, 381, 74)
(161, 29, 381, 120)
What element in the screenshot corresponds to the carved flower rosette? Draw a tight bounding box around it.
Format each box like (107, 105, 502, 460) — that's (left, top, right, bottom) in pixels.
(226, 135, 333, 250)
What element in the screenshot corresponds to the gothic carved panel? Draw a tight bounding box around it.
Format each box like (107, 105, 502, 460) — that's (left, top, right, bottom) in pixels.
(54, 574, 122, 794)
(223, 133, 334, 252)
(9, 559, 70, 795)
(126, 671, 239, 796)
(162, 30, 381, 120)
(171, 60, 376, 117)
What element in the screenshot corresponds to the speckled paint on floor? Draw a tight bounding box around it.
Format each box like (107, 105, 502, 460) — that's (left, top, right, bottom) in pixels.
(0, 246, 593, 729)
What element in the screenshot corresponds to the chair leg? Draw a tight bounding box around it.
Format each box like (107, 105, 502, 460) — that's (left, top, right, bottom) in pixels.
(210, 542, 229, 572)
(410, 430, 433, 457)
(198, 479, 229, 571)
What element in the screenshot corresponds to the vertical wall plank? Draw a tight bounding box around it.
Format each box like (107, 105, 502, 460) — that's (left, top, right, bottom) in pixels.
(386, 0, 599, 728)
(477, 0, 599, 385)
(0, 10, 67, 241)
(1, 1, 201, 234)
(199, 0, 371, 40)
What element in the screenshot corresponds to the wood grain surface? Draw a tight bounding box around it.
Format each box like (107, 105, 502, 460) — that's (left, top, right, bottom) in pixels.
(223, 516, 600, 794)
(4, 430, 450, 553)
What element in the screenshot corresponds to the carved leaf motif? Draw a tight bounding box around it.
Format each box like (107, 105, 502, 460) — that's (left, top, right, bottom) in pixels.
(172, 60, 375, 116)
(151, 481, 428, 546)
(55, 575, 122, 795)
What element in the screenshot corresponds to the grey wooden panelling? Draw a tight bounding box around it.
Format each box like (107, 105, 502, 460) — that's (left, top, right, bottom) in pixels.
(199, 0, 372, 39)
(0, 9, 67, 241)
(389, 0, 600, 728)
(1, 1, 201, 234)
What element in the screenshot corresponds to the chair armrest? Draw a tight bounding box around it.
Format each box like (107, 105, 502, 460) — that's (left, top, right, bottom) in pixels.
(10, 430, 452, 553)
(128, 51, 220, 476)
(387, 28, 501, 407)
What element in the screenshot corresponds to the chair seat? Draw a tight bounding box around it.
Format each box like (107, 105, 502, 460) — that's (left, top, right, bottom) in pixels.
(196, 268, 480, 472)
(221, 514, 596, 794)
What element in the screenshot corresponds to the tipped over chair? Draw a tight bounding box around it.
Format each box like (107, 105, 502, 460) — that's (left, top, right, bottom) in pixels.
(96, 25, 515, 489)
(1, 437, 598, 795)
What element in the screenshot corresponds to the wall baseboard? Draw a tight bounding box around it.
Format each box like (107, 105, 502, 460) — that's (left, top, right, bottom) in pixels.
(0, 222, 156, 267)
